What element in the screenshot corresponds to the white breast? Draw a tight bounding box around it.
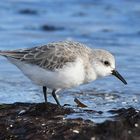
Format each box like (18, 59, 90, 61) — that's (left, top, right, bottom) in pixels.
(7, 57, 85, 89)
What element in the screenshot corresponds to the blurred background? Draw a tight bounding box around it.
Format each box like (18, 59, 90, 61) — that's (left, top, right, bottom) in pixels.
(0, 0, 139, 118)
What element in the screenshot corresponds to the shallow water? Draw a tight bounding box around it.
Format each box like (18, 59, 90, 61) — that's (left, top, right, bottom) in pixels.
(0, 0, 140, 122)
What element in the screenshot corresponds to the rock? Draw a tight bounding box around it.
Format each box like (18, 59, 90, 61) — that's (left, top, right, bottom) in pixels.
(0, 103, 140, 140)
(41, 25, 64, 31)
(19, 9, 38, 15)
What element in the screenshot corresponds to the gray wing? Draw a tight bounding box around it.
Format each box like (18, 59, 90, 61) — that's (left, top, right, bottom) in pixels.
(1, 42, 77, 70)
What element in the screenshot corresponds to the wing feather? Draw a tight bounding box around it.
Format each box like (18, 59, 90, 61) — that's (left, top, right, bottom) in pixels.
(0, 42, 78, 70)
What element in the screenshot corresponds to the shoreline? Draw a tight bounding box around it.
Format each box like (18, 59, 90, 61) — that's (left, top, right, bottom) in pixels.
(0, 102, 140, 140)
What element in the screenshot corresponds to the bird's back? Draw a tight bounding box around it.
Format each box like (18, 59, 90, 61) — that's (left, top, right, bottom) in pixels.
(0, 41, 92, 71)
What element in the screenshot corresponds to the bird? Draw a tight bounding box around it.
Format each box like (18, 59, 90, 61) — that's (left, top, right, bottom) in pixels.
(0, 40, 127, 106)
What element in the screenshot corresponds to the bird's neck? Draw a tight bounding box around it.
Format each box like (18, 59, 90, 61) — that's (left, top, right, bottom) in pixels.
(84, 64, 97, 83)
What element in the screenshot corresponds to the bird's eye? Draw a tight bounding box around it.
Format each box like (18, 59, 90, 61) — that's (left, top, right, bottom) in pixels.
(104, 61, 110, 66)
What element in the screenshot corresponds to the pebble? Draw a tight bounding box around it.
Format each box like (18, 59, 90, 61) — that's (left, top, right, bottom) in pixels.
(18, 110, 26, 115)
(134, 123, 139, 127)
(91, 137, 95, 140)
(128, 130, 132, 134)
(73, 130, 79, 134)
(42, 123, 46, 126)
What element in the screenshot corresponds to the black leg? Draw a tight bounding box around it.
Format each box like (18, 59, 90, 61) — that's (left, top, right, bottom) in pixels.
(43, 86, 47, 103)
(52, 89, 60, 106)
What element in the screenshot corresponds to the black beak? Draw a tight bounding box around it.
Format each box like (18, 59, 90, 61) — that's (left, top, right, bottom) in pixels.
(112, 70, 127, 85)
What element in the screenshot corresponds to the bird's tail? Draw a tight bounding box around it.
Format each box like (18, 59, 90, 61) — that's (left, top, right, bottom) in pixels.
(0, 50, 8, 56)
(0, 50, 25, 59)
(0, 50, 6, 56)
(0, 50, 13, 57)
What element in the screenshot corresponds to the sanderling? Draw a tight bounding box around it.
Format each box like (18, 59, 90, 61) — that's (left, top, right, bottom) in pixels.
(0, 41, 127, 105)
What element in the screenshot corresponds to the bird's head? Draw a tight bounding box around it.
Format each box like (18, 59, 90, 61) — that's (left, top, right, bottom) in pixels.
(91, 49, 127, 85)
